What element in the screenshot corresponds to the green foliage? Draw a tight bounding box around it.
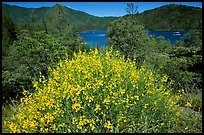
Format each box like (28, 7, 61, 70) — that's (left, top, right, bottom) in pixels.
(183, 30, 202, 47)
(2, 14, 17, 56)
(2, 30, 83, 102)
(42, 4, 74, 36)
(107, 17, 153, 66)
(149, 30, 202, 93)
(107, 10, 202, 94)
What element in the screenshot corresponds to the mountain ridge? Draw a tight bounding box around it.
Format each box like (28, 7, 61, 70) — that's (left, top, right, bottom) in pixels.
(135, 4, 202, 30)
(2, 3, 202, 31)
(2, 3, 117, 32)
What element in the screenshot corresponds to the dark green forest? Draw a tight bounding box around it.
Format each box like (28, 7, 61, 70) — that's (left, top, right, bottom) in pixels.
(2, 3, 117, 32)
(2, 2, 202, 112)
(2, 3, 202, 32)
(135, 4, 202, 31)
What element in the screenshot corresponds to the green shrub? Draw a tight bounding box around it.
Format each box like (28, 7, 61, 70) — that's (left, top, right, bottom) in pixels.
(2, 30, 83, 102)
(107, 17, 152, 66)
(4, 48, 184, 133)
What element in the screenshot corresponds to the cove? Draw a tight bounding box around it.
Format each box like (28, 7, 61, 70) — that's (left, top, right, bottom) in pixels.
(78, 30, 189, 48)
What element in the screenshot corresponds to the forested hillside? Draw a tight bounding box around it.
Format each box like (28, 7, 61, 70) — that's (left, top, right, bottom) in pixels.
(2, 3, 117, 32)
(135, 4, 202, 30)
(2, 3, 202, 32)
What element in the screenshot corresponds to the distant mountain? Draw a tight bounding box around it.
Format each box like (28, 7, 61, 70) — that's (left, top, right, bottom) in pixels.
(2, 3, 202, 32)
(2, 3, 118, 32)
(135, 4, 202, 30)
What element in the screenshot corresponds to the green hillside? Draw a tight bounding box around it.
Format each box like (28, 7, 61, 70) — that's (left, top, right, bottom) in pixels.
(2, 3, 202, 31)
(135, 4, 202, 30)
(2, 3, 117, 32)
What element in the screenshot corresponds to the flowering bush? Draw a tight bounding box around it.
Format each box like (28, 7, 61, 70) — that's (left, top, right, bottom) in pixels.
(4, 48, 184, 133)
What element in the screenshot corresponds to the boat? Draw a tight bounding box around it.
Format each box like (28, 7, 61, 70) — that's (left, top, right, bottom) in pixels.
(173, 33, 181, 36)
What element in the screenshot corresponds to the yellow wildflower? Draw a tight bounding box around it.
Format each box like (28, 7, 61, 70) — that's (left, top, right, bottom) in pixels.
(134, 95, 139, 100)
(144, 104, 148, 109)
(185, 102, 192, 108)
(94, 104, 101, 113)
(103, 98, 110, 104)
(72, 103, 82, 112)
(161, 123, 165, 126)
(162, 75, 168, 82)
(90, 123, 95, 131)
(104, 121, 113, 129)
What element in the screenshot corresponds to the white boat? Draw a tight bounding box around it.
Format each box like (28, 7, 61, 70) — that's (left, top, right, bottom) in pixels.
(173, 33, 181, 36)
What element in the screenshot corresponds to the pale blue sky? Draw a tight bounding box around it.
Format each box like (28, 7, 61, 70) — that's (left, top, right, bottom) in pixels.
(3, 2, 202, 17)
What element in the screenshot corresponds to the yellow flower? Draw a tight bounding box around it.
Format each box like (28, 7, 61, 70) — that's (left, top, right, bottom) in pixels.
(44, 128, 48, 132)
(144, 104, 148, 109)
(104, 121, 113, 129)
(162, 75, 168, 82)
(161, 123, 165, 126)
(134, 95, 139, 100)
(3, 121, 7, 126)
(68, 129, 72, 132)
(90, 123, 95, 131)
(94, 104, 101, 113)
(29, 122, 36, 129)
(185, 102, 192, 108)
(94, 48, 98, 55)
(72, 117, 76, 124)
(181, 89, 185, 94)
(98, 80, 103, 86)
(120, 89, 126, 95)
(72, 103, 82, 112)
(103, 98, 110, 104)
(16, 113, 24, 120)
(9, 123, 18, 133)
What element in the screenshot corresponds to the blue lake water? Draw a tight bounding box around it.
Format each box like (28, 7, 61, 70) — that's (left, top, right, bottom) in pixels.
(78, 30, 108, 48)
(147, 30, 189, 44)
(78, 30, 189, 48)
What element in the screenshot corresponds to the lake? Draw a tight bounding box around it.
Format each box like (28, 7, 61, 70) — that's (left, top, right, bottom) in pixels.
(78, 30, 189, 48)
(78, 30, 108, 48)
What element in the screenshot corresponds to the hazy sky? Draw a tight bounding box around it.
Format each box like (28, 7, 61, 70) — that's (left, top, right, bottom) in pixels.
(3, 2, 202, 17)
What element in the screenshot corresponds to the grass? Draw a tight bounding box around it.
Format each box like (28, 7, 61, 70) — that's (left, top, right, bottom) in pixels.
(179, 89, 202, 112)
(174, 105, 202, 133)
(2, 106, 11, 133)
(2, 100, 19, 133)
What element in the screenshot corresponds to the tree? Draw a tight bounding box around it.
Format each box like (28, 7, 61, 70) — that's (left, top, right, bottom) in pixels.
(2, 31, 71, 102)
(107, 17, 153, 66)
(2, 15, 17, 56)
(42, 14, 48, 34)
(125, 3, 139, 18)
(30, 8, 36, 33)
(55, 3, 73, 36)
